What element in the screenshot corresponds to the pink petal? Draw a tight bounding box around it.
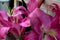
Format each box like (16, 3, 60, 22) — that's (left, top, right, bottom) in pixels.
(10, 23, 25, 38)
(0, 10, 8, 21)
(28, 0, 42, 12)
(29, 8, 52, 31)
(48, 16, 60, 40)
(13, 6, 29, 15)
(9, 23, 21, 37)
(47, 4, 60, 40)
(29, 10, 42, 34)
(20, 18, 30, 27)
(0, 18, 12, 27)
(23, 31, 43, 40)
(13, 6, 29, 23)
(56, 35, 60, 40)
(50, 3, 60, 16)
(0, 27, 10, 39)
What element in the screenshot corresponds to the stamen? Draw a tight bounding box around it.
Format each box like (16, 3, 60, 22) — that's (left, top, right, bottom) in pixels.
(15, 17, 18, 23)
(53, 35, 57, 40)
(47, 30, 57, 40)
(47, 30, 56, 35)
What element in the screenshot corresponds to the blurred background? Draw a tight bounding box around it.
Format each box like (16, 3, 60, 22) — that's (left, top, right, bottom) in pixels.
(0, 0, 60, 15)
(0, 0, 29, 11)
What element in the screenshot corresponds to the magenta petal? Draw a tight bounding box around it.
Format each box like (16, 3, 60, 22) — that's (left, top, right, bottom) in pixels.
(13, 6, 29, 23)
(0, 18, 13, 27)
(29, 11, 42, 34)
(50, 17, 60, 30)
(50, 3, 60, 16)
(56, 35, 60, 40)
(20, 18, 30, 27)
(23, 31, 40, 40)
(24, 30, 43, 40)
(13, 6, 29, 15)
(8, 15, 22, 24)
(49, 17, 60, 39)
(35, 8, 52, 29)
(0, 27, 10, 39)
(48, 4, 60, 40)
(10, 23, 25, 38)
(0, 10, 8, 21)
(29, 8, 52, 30)
(28, 0, 40, 12)
(10, 24, 21, 37)
(49, 5, 60, 35)
(10, 28, 19, 38)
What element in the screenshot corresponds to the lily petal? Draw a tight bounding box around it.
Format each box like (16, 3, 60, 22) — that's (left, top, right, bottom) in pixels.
(13, 6, 29, 15)
(0, 10, 8, 21)
(23, 31, 42, 40)
(48, 3, 60, 40)
(20, 17, 30, 27)
(29, 8, 52, 31)
(28, 0, 43, 12)
(0, 27, 10, 39)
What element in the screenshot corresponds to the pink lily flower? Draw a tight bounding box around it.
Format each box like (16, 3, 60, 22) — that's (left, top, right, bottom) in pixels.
(10, 0, 43, 38)
(0, 6, 30, 39)
(23, 8, 52, 40)
(0, 0, 43, 39)
(24, 3, 60, 40)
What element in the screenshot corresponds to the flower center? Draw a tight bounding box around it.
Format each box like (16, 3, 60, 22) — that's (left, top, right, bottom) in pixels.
(41, 25, 57, 40)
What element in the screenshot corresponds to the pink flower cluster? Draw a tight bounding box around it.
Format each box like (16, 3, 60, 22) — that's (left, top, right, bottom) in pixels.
(0, 0, 60, 40)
